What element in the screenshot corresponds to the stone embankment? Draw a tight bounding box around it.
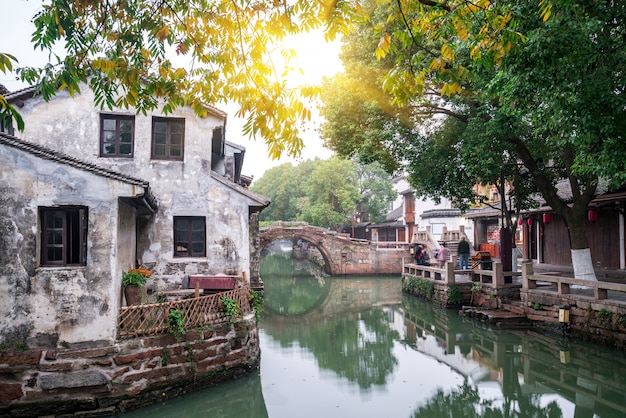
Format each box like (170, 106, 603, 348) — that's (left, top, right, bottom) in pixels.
(402, 262, 626, 351)
(0, 314, 259, 417)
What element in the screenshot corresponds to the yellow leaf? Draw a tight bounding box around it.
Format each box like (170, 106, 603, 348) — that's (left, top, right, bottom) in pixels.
(441, 44, 455, 60)
(156, 26, 169, 42)
(430, 58, 443, 71)
(173, 68, 187, 79)
(376, 34, 391, 60)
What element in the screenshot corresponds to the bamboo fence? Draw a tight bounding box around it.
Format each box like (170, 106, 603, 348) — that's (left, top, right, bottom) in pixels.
(117, 285, 253, 339)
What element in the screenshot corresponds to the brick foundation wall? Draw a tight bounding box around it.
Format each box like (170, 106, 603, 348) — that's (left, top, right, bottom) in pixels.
(520, 290, 626, 350)
(0, 314, 260, 416)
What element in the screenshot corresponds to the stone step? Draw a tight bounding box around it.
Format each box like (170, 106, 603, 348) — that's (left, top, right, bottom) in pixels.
(501, 303, 526, 315)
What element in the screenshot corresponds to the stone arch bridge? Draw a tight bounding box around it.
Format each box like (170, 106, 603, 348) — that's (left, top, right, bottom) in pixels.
(260, 222, 409, 275)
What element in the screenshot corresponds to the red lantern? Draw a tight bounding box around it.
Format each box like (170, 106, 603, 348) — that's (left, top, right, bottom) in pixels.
(588, 209, 598, 222)
(543, 213, 551, 224)
(527, 218, 534, 226)
(518, 218, 523, 225)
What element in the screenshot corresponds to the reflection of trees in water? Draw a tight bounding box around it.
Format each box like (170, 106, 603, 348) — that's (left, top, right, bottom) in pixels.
(260, 254, 331, 315)
(264, 307, 400, 391)
(311, 308, 400, 390)
(261, 255, 400, 390)
(410, 382, 562, 418)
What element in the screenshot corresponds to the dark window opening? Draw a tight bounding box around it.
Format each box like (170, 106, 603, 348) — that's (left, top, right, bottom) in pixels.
(100, 114, 135, 157)
(41, 207, 87, 266)
(1, 114, 14, 135)
(174, 216, 206, 257)
(152, 117, 185, 161)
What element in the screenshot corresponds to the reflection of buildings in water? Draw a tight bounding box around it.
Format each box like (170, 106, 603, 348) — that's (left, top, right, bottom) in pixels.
(402, 306, 626, 417)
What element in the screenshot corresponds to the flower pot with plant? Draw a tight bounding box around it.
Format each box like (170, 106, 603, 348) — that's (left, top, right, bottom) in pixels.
(123, 267, 151, 306)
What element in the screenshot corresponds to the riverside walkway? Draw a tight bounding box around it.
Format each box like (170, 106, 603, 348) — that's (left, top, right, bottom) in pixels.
(402, 260, 626, 350)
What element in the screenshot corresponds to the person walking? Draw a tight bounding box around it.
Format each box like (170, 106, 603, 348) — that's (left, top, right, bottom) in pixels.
(457, 236, 470, 270)
(437, 242, 449, 268)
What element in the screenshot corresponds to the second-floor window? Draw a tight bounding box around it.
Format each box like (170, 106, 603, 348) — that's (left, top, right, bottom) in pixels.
(152, 117, 185, 160)
(100, 115, 134, 157)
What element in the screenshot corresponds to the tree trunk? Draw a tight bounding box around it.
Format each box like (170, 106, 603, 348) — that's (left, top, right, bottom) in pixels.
(567, 222, 597, 281)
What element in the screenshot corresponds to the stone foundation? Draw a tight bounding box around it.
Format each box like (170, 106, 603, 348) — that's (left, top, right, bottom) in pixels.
(0, 314, 259, 417)
(402, 276, 473, 308)
(520, 289, 626, 350)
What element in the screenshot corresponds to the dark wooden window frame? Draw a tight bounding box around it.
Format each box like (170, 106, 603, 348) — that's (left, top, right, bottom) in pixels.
(40, 206, 88, 266)
(1, 114, 15, 136)
(174, 216, 206, 257)
(100, 114, 135, 158)
(151, 117, 185, 161)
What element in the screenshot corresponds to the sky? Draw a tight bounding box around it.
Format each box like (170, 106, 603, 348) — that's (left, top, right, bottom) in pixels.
(0, 0, 343, 182)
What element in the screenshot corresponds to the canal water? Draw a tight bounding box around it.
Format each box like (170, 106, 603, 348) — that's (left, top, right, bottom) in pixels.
(119, 254, 626, 418)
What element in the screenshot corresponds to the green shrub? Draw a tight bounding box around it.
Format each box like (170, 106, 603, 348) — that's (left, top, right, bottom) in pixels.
(417, 279, 435, 298)
(448, 284, 462, 305)
(249, 289, 263, 321)
(221, 296, 241, 324)
(167, 309, 186, 341)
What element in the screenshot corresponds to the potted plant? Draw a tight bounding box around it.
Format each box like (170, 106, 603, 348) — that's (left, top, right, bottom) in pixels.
(123, 267, 151, 306)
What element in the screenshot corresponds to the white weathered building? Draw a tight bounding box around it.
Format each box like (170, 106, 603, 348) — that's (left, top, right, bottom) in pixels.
(0, 85, 268, 348)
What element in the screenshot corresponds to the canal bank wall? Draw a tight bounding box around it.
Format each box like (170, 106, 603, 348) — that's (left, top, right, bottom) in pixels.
(402, 262, 626, 351)
(0, 313, 259, 417)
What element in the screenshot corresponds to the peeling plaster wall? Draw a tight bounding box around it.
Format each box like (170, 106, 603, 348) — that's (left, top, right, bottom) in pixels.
(0, 144, 137, 348)
(14, 87, 254, 292)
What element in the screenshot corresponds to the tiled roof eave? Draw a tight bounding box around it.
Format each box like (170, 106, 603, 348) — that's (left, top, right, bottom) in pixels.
(0, 132, 150, 187)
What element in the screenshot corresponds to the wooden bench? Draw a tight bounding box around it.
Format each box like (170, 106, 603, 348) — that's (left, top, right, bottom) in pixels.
(188, 275, 236, 296)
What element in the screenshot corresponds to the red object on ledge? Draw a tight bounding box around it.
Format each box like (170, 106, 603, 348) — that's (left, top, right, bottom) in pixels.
(543, 213, 551, 224)
(189, 276, 236, 291)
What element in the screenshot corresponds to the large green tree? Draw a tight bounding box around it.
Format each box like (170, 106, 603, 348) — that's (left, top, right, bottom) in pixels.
(319, 0, 626, 279)
(251, 159, 318, 223)
(3, 1, 624, 278)
(251, 158, 393, 229)
(353, 159, 396, 223)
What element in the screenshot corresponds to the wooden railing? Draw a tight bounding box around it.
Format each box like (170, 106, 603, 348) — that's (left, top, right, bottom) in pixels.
(403, 261, 520, 287)
(522, 263, 626, 303)
(117, 286, 253, 339)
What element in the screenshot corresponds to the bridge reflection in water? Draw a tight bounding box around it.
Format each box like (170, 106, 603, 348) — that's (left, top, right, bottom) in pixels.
(118, 256, 626, 418)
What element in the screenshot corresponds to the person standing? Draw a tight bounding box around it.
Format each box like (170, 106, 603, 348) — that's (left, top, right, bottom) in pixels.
(414, 244, 423, 265)
(457, 237, 470, 270)
(420, 244, 431, 266)
(437, 242, 449, 268)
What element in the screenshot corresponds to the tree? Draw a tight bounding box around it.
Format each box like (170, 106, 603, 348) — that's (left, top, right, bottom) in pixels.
(296, 157, 360, 230)
(319, 0, 626, 279)
(252, 158, 394, 228)
(5, 1, 624, 278)
(0, 0, 354, 158)
(250, 163, 299, 223)
(353, 160, 396, 223)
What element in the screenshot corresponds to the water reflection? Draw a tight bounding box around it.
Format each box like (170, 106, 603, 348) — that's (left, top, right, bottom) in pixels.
(115, 256, 626, 418)
(260, 253, 332, 315)
(117, 373, 268, 418)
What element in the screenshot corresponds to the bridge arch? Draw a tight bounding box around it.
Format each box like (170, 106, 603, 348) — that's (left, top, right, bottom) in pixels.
(259, 222, 409, 276)
(259, 224, 334, 274)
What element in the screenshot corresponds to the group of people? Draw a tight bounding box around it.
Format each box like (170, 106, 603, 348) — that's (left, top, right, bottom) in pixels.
(413, 237, 471, 270)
